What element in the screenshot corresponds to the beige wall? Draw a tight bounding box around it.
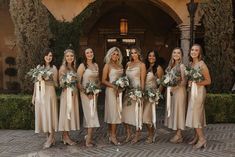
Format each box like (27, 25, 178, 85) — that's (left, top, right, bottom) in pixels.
(0, 7, 17, 90)
(41, 0, 203, 25)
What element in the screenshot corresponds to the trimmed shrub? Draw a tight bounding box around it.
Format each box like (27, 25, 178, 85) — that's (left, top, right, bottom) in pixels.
(0, 94, 234, 129)
(0, 95, 34, 129)
(205, 94, 235, 123)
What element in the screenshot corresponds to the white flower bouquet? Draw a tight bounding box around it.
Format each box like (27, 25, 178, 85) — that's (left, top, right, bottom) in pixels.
(160, 70, 181, 87)
(185, 66, 204, 82)
(127, 88, 143, 106)
(60, 71, 78, 90)
(27, 65, 53, 82)
(112, 76, 129, 91)
(85, 81, 101, 95)
(145, 88, 162, 105)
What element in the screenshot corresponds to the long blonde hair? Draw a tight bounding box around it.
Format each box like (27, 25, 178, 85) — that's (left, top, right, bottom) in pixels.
(166, 47, 183, 71)
(104, 47, 123, 65)
(130, 46, 142, 61)
(62, 49, 76, 71)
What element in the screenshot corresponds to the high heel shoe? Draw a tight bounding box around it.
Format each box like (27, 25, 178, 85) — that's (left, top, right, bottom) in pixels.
(145, 135, 154, 144)
(188, 136, 198, 145)
(43, 138, 55, 149)
(124, 134, 132, 143)
(193, 139, 207, 149)
(109, 136, 121, 146)
(62, 136, 76, 146)
(170, 135, 183, 144)
(131, 133, 141, 144)
(85, 135, 94, 147)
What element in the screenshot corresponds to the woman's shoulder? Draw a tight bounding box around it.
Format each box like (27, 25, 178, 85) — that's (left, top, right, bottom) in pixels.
(59, 65, 66, 70)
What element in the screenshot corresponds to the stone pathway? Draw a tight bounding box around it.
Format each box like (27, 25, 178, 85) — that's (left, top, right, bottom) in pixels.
(0, 124, 235, 157)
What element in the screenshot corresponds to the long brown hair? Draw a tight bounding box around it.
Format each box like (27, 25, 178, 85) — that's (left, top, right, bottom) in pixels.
(82, 48, 96, 69)
(40, 48, 54, 67)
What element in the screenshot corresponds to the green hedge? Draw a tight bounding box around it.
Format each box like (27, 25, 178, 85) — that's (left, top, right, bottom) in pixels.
(205, 94, 235, 123)
(0, 95, 34, 129)
(0, 94, 234, 129)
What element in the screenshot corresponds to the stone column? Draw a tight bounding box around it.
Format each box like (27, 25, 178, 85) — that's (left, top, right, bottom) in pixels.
(178, 24, 190, 64)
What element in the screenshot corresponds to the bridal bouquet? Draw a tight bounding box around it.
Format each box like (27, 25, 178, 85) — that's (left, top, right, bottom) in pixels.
(127, 88, 143, 106)
(60, 71, 78, 90)
(112, 76, 129, 91)
(145, 88, 162, 105)
(27, 65, 53, 82)
(85, 81, 101, 95)
(145, 88, 162, 129)
(160, 70, 181, 87)
(185, 66, 204, 82)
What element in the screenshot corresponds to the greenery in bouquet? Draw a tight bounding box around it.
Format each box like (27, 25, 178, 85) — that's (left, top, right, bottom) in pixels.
(27, 65, 53, 82)
(60, 71, 78, 90)
(185, 66, 204, 82)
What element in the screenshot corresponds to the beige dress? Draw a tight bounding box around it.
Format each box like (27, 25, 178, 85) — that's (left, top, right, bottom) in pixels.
(80, 64, 100, 128)
(186, 61, 207, 128)
(33, 65, 58, 133)
(58, 66, 80, 131)
(104, 66, 123, 124)
(164, 64, 187, 130)
(143, 71, 158, 125)
(122, 64, 143, 127)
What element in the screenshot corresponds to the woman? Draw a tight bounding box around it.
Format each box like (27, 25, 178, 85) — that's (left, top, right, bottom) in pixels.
(58, 49, 80, 145)
(186, 44, 211, 149)
(102, 47, 123, 145)
(77, 48, 100, 147)
(164, 47, 187, 144)
(143, 50, 164, 143)
(122, 47, 146, 144)
(32, 48, 58, 149)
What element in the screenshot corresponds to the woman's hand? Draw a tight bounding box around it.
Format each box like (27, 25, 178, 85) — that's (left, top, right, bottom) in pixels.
(88, 94, 93, 100)
(188, 81, 192, 87)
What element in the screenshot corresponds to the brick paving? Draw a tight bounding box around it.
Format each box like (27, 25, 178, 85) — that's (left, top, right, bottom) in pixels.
(0, 123, 234, 157)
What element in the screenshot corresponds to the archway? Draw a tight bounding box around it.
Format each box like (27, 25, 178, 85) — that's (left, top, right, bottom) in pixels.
(79, 0, 182, 68)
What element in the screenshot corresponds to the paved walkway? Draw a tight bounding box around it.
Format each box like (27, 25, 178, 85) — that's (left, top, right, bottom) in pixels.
(0, 123, 235, 157)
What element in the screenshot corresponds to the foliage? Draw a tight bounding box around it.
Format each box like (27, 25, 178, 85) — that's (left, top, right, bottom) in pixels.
(205, 94, 235, 123)
(0, 93, 234, 129)
(201, 0, 235, 93)
(49, 0, 104, 67)
(9, 0, 52, 93)
(0, 95, 34, 129)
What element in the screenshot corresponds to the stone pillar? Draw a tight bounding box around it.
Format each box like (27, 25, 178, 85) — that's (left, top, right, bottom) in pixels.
(178, 24, 190, 64)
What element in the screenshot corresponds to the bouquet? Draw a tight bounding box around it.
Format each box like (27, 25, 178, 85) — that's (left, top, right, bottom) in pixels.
(145, 88, 162, 129)
(127, 87, 143, 106)
(84, 81, 101, 118)
(127, 87, 143, 130)
(60, 71, 78, 90)
(112, 76, 129, 119)
(185, 66, 204, 82)
(112, 76, 129, 91)
(27, 65, 53, 82)
(145, 88, 162, 105)
(160, 70, 181, 87)
(85, 81, 101, 95)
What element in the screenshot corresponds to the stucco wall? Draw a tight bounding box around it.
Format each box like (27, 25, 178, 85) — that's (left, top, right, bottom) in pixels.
(0, 7, 17, 90)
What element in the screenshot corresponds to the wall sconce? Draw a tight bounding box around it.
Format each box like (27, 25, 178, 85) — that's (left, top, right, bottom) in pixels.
(120, 18, 128, 35)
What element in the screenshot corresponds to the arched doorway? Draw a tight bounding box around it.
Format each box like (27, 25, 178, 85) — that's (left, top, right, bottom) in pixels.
(79, 0, 181, 69)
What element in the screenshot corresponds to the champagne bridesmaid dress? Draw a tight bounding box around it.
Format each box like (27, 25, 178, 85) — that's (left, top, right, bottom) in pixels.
(164, 64, 187, 130)
(104, 65, 123, 124)
(58, 65, 80, 131)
